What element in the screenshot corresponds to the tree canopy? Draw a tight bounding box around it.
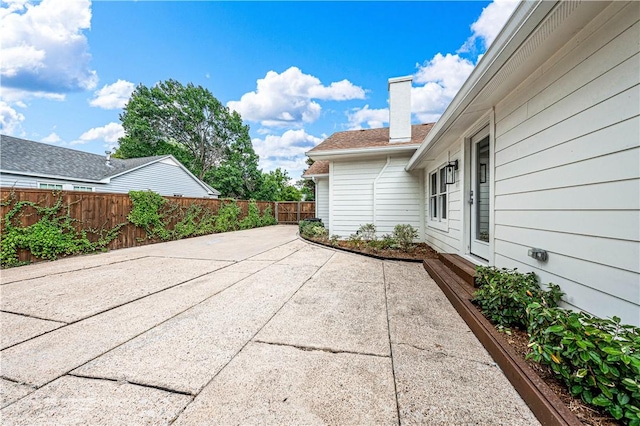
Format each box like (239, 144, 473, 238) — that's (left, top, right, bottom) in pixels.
(116, 79, 303, 201)
(116, 79, 250, 180)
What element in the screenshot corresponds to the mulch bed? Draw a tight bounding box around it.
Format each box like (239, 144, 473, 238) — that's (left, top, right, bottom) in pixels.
(501, 328, 617, 426)
(332, 241, 439, 261)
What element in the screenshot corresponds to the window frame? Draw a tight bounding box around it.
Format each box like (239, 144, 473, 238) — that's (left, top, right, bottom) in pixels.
(427, 164, 449, 232)
(38, 183, 63, 190)
(72, 185, 94, 192)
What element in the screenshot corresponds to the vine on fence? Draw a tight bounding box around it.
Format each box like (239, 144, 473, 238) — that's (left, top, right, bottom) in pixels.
(0, 191, 123, 268)
(1, 190, 279, 268)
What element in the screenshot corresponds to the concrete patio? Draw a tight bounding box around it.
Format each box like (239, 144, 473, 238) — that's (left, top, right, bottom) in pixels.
(0, 225, 538, 425)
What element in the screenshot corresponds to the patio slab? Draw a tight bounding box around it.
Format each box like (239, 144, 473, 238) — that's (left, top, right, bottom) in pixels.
(0, 376, 191, 425)
(313, 251, 385, 283)
(72, 264, 319, 394)
(384, 260, 495, 363)
(0, 312, 65, 350)
(393, 343, 539, 425)
(173, 341, 398, 425)
(256, 274, 389, 356)
(0, 379, 34, 409)
(1, 257, 231, 323)
(0, 269, 251, 387)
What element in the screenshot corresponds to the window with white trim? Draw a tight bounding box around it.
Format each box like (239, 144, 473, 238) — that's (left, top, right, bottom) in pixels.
(39, 183, 63, 190)
(73, 185, 94, 192)
(429, 166, 447, 222)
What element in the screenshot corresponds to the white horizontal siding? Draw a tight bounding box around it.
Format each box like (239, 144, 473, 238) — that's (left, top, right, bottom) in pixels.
(494, 3, 640, 324)
(315, 178, 329, 228)
(330, 156, 423, 238)
(331, 159, 384, 237)
(1, 173, 41, 189)
(102, 161, 211, 198)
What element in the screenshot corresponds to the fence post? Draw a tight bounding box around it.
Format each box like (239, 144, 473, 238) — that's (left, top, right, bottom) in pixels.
(275, 202, 279, 224)
(297, 202, 300, 223)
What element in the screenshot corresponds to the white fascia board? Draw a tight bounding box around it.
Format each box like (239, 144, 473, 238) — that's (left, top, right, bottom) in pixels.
(406, 0, 556, 171)
(0, 169, 107, 184)
(307, 144, 419, 161)
(302, 173, 329, 180)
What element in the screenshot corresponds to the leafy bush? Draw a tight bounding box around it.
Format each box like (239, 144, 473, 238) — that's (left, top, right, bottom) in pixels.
(299, 220, 326, 240)
(393, 224, 418, 251)
(260, 205, 277, 226)
(527, 303, 640, 423)
(214, 199, 241, 233)
(347, 232, 364, 248)
(356, 223, 377, 241)
(472, 266, 563, 329)
(239, 200, 261, 230)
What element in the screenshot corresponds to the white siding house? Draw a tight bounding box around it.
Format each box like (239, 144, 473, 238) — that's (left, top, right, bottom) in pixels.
(0, 135, 219, 198)
(406, 1, 639, 325)
(307, 0, 639, 325)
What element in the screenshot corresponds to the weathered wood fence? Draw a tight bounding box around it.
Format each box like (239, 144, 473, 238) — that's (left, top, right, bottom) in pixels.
(275, 201, 316, 224)
(0, 188, 314, 263)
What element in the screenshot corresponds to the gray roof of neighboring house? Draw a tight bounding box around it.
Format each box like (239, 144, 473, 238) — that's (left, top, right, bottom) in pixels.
(0, 134, 169, 182)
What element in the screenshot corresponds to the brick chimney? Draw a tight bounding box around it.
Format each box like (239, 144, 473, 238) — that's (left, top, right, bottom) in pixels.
(388, 76, 412, 143)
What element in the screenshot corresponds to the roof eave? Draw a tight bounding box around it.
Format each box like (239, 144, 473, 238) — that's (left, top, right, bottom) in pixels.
(308, 144, 420, 161)
(302, 173, 329, 180)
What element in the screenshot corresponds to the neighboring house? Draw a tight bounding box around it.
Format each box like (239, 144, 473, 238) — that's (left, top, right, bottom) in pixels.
(307, 1, 640, 325)
(0, 135, 220, 198)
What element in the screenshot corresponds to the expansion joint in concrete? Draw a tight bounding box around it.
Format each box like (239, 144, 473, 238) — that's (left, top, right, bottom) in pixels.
(382, 262, 401, 426)
(67, 373, 196, 397)
(252, 340, 389, 359)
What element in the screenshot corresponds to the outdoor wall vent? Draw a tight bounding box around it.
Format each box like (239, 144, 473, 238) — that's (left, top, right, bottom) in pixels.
(528, 248, 548, 262)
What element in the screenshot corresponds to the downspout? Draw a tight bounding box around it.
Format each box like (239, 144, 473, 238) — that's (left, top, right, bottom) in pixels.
(373, 156, 392, 229)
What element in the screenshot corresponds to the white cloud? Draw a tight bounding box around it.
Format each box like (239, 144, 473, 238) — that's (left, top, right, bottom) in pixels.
(90, 80, 135, 109)
(72, 122, 124, 150)
(411, 53, 475, 123)
(346, 105, 388, 130)
(0, 101, 25, 136)
(228, 67, 365, 127)
(41, 132, 62, 144)
(0, 0, 97, 99)
(252, 129, 323, 177)
(460, 0, 519, 52)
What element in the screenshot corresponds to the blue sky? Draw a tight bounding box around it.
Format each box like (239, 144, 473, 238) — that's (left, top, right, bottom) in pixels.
(1, 0, 518, 180)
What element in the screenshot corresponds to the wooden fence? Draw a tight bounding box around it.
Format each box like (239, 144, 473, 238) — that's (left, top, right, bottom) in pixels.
(275, 201, 316, 224)
(0, 188, 314, 264)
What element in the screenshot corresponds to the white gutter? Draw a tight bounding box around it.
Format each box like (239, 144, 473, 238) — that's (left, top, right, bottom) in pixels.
(308, 144, 419, 161)
(302, 173, 329, 180)
(406, 0, 557, 171)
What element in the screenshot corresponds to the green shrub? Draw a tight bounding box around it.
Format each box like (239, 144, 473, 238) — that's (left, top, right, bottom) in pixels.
(356, 223, 377, 241)
(472, 266, 563, 329)
(299, 220, 326, 239)
(239, 200, 261, 230)
(260, 205, 277, 226)
(347, 232, 364, 248)
(393, 224, 418, 251)
(527, 303, 640, 423)
(214, 199, 241, 233)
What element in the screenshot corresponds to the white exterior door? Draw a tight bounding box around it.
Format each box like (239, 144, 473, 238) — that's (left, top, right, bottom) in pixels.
(470, 127, 490, 261)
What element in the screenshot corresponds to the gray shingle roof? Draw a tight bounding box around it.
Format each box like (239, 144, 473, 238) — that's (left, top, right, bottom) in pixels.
(0, 134, 167, 182)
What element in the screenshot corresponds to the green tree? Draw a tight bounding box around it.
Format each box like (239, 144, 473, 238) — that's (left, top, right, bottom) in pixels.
(298, 157, 316, 201)
(255, 168, 301, 201)
(116, 79, 248, 180)
(205, 131, 263, 200)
